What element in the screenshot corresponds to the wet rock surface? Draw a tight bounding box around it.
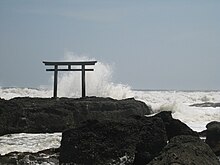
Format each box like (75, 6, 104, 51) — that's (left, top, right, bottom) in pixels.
(154, 111, 198, 140)
(0, 97, 219, 164)
(59, 111, 219, 165)
(0, 97, 151, 136)
(206, 121, 220, 156)
(0, 148, 59, 165)
(148, 135, 220, 165)
(190, 102, 220, 108)
(59, 116, 167, 165)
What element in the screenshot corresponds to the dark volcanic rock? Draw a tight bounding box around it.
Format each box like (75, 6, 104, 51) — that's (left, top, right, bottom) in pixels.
(206, 121, 220, 156)
(198, 129, 207, 137)
(0, 148, 59, 165)
(59, 116, 167, 165)
(154, 111, 198, 140)
(0, 99, 23, 135)
(190, 102, 220, 108)
(0, 97, 151, 136)
(148, 135, 220, 165)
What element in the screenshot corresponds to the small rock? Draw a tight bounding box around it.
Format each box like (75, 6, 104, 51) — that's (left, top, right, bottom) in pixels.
(148, 135, 220, 165)
(154, 111, 198, 140)
(206, 121, 220, 156)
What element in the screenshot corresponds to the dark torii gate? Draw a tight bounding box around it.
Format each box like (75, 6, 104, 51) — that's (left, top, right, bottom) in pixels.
(43, 61, 97, 98)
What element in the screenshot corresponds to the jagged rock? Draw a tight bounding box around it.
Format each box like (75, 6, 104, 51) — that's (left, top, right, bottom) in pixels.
(148, 135, 220, 165)
(0, 99, 23, 135)
(206, 121, 220, 156)
(0, 148, 59, 165)
(0, 97, 151, 136)
(154, 111, 198, 140)
(190, 102, 220, 108)
(198, 129, 207, 137)
(59, 111, 205, 164)
(59, 116, 167, 165)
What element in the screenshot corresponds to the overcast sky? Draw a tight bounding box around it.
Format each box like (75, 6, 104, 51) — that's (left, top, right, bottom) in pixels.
(0, 0, 219, 90)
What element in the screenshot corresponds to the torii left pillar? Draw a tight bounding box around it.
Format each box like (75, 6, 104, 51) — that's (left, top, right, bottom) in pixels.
(43, 61, 97, 98)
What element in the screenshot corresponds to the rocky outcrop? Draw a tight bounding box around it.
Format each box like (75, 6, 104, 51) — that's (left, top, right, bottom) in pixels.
(0, 97, 151, 136)
(154, 111, 198, 140)
(59, 115, 167, 165)
(59, 111, 208, 164)
(1, 97, 219, 164)
(148, 135, 220, 165)
(206, 121, 220, 156)
(0, 148, 59, 165)
(190, 102, 220, 108)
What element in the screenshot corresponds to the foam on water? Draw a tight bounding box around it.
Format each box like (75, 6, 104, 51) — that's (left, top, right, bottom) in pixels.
(0, 87, 51, 100)
(133, 90, 220, 131)
(0, 133, 61, 155)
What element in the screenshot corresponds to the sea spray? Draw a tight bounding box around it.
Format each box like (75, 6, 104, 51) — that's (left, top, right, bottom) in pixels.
(133, 90, 220, 131)
(57, 53, 134, 99)
(0, 54, 134, 99)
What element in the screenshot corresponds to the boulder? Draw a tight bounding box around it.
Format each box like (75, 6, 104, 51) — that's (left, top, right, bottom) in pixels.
(148, 135, 220, 165)
(154, 111, 198, 140)
(0, 97, 151, 136)
(59, 116, 167, 165)
(206, 121, 220, 156)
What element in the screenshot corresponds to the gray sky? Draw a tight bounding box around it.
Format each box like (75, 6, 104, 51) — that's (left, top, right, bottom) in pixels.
(0, 0, 219, 90)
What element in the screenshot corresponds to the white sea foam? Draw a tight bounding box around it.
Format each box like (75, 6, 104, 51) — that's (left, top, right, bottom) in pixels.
(133, 90, 220, 131)
(0, 87, 51, 100)
(57, 53, 133, 99)
(0, 133, 61, 155)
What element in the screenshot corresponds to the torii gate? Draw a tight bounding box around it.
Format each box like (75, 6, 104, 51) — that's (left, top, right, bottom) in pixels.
(43, 61, 97, 98)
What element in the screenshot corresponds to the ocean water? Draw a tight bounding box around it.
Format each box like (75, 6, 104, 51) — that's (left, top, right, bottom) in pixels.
(0, 56, 219, 156)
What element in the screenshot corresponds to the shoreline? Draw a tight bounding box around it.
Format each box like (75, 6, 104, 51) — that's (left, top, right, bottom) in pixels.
(0, 97, 219, 164)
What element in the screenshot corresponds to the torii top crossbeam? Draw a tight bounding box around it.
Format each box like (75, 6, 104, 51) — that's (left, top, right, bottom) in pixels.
(43, 61, 97, 66)
(43, 61, 97, 98)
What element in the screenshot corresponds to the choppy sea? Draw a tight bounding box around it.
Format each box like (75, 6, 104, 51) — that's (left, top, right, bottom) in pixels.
(0, 87, 219, 156)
